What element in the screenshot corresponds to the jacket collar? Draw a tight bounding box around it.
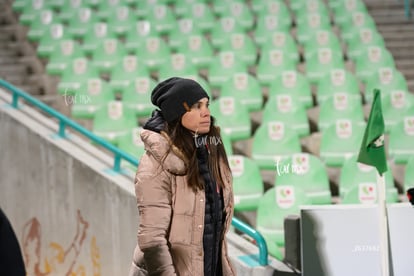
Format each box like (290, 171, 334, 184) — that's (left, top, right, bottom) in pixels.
(140, 129, 188, 175)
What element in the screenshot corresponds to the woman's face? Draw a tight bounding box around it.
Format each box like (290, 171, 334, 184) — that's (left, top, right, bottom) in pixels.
(181, 97, 211, 134)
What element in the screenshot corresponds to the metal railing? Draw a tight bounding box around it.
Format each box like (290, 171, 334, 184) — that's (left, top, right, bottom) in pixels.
(0, 79, 268, 266)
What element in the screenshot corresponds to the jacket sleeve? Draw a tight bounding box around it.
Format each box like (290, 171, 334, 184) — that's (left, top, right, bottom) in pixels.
(135, 154, 176, 276)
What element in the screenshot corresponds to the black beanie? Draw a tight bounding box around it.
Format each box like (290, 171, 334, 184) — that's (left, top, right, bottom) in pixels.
(151, 77, 209, 122)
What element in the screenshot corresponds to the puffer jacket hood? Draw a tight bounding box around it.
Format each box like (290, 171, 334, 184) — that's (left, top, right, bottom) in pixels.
(140, 128, 188, 176)
(143, 109, 166, 133)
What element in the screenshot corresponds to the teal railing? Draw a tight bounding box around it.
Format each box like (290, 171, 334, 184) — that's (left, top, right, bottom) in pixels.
(0, 79, 268, 266)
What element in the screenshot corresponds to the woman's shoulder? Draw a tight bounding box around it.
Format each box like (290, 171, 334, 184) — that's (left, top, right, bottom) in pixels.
(139, 129, 187, 175)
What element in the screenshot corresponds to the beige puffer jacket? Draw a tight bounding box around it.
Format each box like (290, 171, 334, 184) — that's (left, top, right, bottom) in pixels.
(129, 129, 236, 276)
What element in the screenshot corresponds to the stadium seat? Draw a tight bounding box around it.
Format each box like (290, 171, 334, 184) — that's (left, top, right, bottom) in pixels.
(56, 0, 87, 23)
(229, 155, 264, 211)
(46, 39, 85, 76)
(37, 23, 70, 58)
(95, 0, 128, 21)
(210, 17, 244, 50)
(340, 11, 377, 42)
(302, 30, 343, 61)
(262, 94, 310, 138)
(216, 1, 254, 32)
(294, 0, 330, 27)
(258, 32, 300, 65)
(317, 93, 365, 132)
(295, 13, 332, 46)
(106, 6, 136, 37)
(339, 156, 398, 202)
(274, 153, 332, 204)
(168, 18, 203, 51)
(256, 186, 311, 248)
(346, 28, 386, 60)
(341, 182, 398, 204)
(178, 2, 216, 34)
(354, 47, 396, 84)
(219, 33, 257, 67)
(91, 38, 127, 74)
(92, 100, 138, 145)
(404, 155, 414, 191)
(316, 69, 361, 104)
(176, 35, 214, 71)
(109, 55, 150, 95)
(157, 54, 199, 84)
(132, 36, 171, 73)
(26, 9, 58, 43)
(220, 131, 233, 156)
(18, 0, 52, 25)
(364, 67, 408, 104)
(82, 22, 116, 56)
(209, 96, 251, 142)
(121, 76, 156, 119)
(118, 127, 146, 172)
(124, 20, 158, 53)
(268, 70, 313, 109)
(330, 0, 369, 28)
(305, 48, 346, 85)
(319, 119, 366, 167)
(251, 0, 291, 27)
(66, 7, 99, 40)
(256, 50, 297, 87)
(57, 57, 100, 95)
(254, 16, 291, 47)
(252, 121, 302, 170)
(146, 4, 177, 35)
(71, 78, 115, 119)
(388, 112, 414, 164)
(219, 73, 263, 112)
(207, 51, 248, 90)
(379, 90, 414, 133)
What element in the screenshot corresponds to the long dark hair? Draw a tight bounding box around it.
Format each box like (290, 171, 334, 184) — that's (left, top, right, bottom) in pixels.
(164, 116, 230, 191)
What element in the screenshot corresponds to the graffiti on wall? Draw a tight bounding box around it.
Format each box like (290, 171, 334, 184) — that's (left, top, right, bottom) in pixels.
(21, 209, 101, 276)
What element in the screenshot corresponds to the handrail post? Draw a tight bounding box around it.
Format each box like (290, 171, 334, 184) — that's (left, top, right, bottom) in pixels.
(58, 120, 66, 138)
(12, 92, 19, 108)
(113, 154, 121, 172)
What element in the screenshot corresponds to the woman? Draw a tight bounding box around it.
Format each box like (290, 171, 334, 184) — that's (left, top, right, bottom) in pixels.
(129, 77, 236, 276)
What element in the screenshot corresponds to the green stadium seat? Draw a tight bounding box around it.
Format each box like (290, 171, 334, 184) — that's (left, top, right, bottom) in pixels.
(46, 39, 85, 76)
(82, 22, 117, 56)
(207, 51, 248, 90)
(262, 94, 310, 138)
(302, 30, 343, 61)
(317, 93, 365, 132)
(91, 38, 127, 74)
(330, 0, 369, 28)
(381, 91, 414, 133)
(268, 70, 313, 109)
(168, 18, 203, 51)
(339, 156, 398, 203)
(346, 28, 386, 61)
(176, 35, 214, 71)
(26, 10, 58, 43)
(210, 17, 245, 50)
(133, 36, 171, 73)
(305, 48, 345, 85)
(219, 73, 263, 112)
(56, 0, 87, 23)
(256, 50, 297, 87)
(146, 4, 177, 36)
(124, 20, 158, 53)
(158, 53, 199, 83)
(316, 69, 361, 104)
(178, 2, 216, 34)
(18, 0, 52, 25)
(95, 0, 128, 21)
(118, 127, 146, 172)
(209, 96, 252, 142)
(404, 156, 414, 191)
(274, 153, 332, 204)
(37, 23, 70, 58)
(251, 0, 291, 27)
(121, 76, 156, 119)
(294, 0, 330, 26)
(216, 1, 254, 32)
(71, 78, 115, 119)
(57, 57, 100, 95)
(92, 100, 138, 145)
(106, 6, 136, 37)
(66, 7, 99, 40)
(388, 112, 414, 165)
(364, 67, 408, 104)
(220, 132, 234, 156)
(252, 121, 302, 170)
(219, 33, 257, 67)
(340, 12, 377, 43)
(354, 46, 396, 84)
(256, 186, 311, 248)
(229, 155, 264, 211)
(109, 55, 150, 95)
(319, 119, 366, 167)
(295, 13, 332, 46)
(259, 32, 300, 65)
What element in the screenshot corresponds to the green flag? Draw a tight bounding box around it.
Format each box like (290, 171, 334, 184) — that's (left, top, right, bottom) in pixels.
(357, 89, 388, 175)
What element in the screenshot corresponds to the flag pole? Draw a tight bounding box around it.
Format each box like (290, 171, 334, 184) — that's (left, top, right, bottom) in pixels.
(376, 172, 389, 276)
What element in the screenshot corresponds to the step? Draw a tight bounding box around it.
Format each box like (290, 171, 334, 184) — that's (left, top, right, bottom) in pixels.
(0, 63, 28, 76)
(388, 47, 414, 59)
(0, 55, 18, 64)
(0, 74, 25, 85)
(377, 24, 414, 33)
